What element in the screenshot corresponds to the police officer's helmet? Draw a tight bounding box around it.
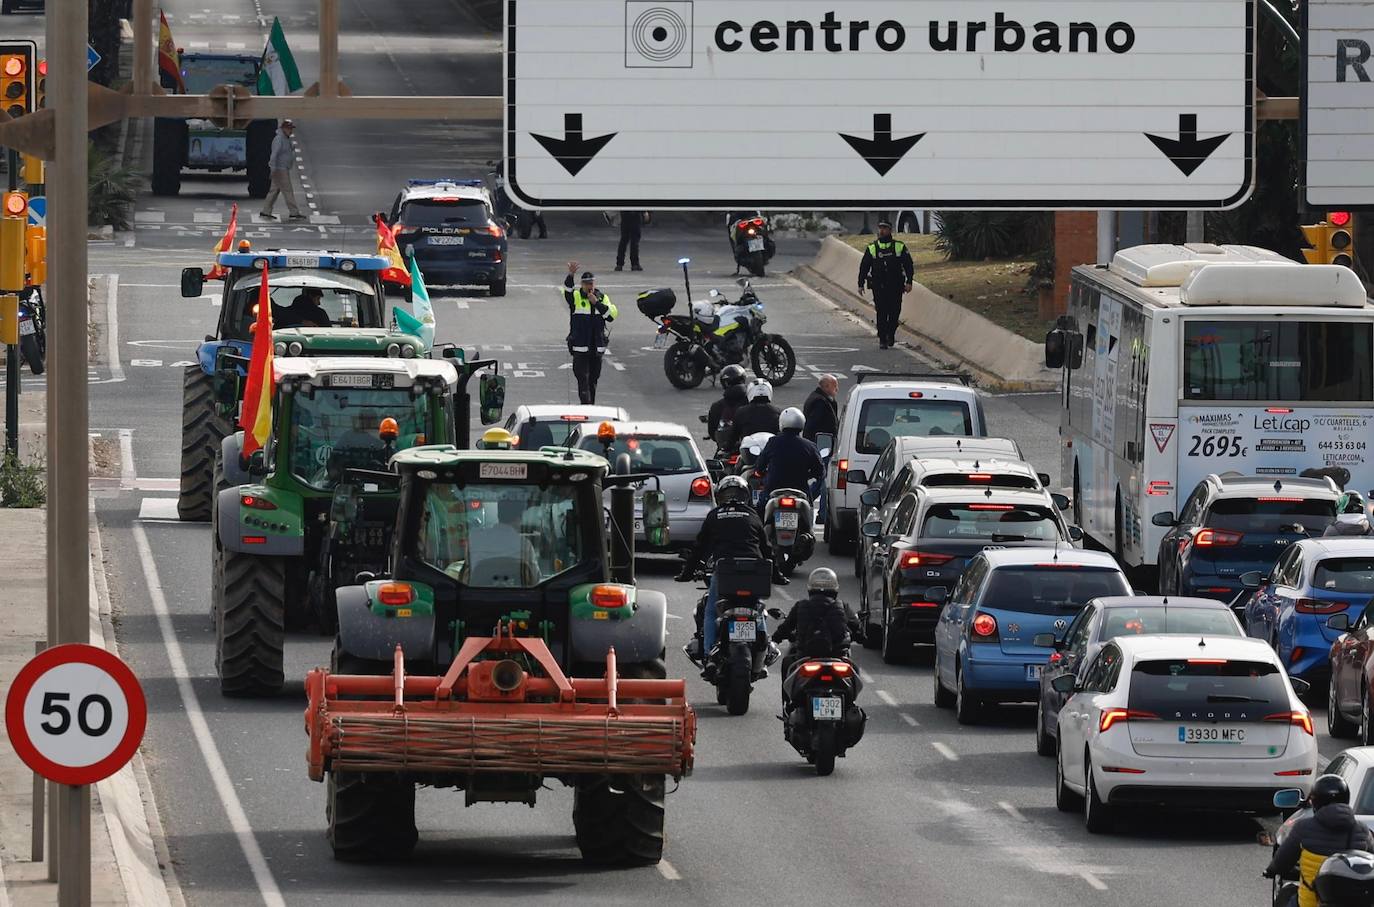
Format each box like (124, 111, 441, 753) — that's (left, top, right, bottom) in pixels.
(747, 378, 773, 401)
(715, 474, 750, 506)
(780, 407, 804, 433)
(720, 364, 747, 388)
(807, 567, 840, 595)
(1312, 774, 1352, 809)
(1340, 491, 1368, 515)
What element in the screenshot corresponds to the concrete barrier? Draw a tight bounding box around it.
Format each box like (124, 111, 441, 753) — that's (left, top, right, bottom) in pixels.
(794, 236, 1058, 392)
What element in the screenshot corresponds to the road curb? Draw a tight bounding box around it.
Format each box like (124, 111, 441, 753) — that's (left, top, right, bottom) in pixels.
(794, 237, 1058, 393)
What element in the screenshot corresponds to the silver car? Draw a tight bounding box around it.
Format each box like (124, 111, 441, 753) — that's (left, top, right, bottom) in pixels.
(572, 420, 714, 551)
(504, 404, 631, 451)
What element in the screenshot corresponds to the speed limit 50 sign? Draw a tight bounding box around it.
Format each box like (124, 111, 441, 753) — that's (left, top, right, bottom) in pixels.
(5, 644, 147, 786)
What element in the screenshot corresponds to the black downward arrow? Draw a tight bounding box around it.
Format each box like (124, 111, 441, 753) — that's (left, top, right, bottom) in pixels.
(1144, 114, 1231, 177)
(839, 114, 925, 177)
(530, 113, 617, 177)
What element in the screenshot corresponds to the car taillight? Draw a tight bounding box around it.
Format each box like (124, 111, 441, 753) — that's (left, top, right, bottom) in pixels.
(899, 551, 953, 569)
(378, 582, 414, 606)
(1275, 769, 1315, 777)
(837, 459, 849, 490)
(779, 496, 797, 508)
(241, 494, 276, 510)
(800, 662, 823, 676)
(590, 584, 629, 609)
(1194, 528, 1243, 547)
(1266, 711, 1314, 736)
(971, 612, 998, 639)
(1048, 652, 1063, 665)
(485, 224, 503, 236)
(1296, 598, 1347, 614)
(968, 503, 1014, 511)
(690, 477, 712, 499)
(967, 474, 992, 481)
(1099, 708, 1157, 733)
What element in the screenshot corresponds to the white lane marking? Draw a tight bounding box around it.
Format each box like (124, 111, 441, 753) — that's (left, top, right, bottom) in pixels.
(193, 212, 222, 224)
(118, 429, 136, 485)
(137, 498, 181, 521)
(656, 859, 682, 881)
(106, 274, 126, 383)
(1079, 871, 1108, 891)
(875, 690, 898, 707)
(130, 359, 163, 367)
(664, 612, 682, 620)
(900, 712, 919, 727)
(455, 301, 470, 310)
(998, 801, 1025, 822)
(133, 211, 165, 224)
(132, 523, 287, 907)
(931, 741, 959, 762)
(116, 283, 178, 288)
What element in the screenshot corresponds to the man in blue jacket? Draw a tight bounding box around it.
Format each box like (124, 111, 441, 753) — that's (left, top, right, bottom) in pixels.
(755, 406, 825, 505)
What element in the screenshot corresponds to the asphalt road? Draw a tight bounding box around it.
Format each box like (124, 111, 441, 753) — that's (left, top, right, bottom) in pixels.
(61, 1, 1340, 905)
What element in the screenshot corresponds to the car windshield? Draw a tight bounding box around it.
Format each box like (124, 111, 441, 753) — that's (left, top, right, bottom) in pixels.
(856, 399, 973, 454)
(399, 199, 490, 228)
(1128, 659, 1288, 716)
(920, 503, 1063, 542)
(415, 482, 587, 588)
(1101, 607, 1241, 640)
(1205, 497, 1336, 535)
(1314, 558, 1374, 594)
(288, 387, 429, 490)
(179, 58, 257, 93)
(578, 435, 700, 475)
(227, 273, 381, 337)
(979, 567, 1129, 615)
(517, 419, 585, 451)
(1355, 774, 1374, 816)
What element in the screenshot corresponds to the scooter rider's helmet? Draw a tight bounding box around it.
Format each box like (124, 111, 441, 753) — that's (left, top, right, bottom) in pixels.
(1315, 851, 1374, 905)
(1340, 491, 1368, 514)
(747, 378, 773, 402)
(1311, 774, 1352, 809)
(715, 474, 750, 506)
(780, 407, 805, 433)
(720, 364, 747, 388)
(807, 567, 840, 596)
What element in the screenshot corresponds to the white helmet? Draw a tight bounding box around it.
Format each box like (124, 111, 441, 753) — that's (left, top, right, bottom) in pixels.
(807, 567, 840, 595)
(747, 378, 773, 401)
(692, 300, 715, 322)
(780, 407, 804, 432)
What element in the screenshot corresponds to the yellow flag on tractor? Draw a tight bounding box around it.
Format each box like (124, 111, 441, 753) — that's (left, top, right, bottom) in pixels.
(238, 267, 274, 458)
(206, 203, 238, 281)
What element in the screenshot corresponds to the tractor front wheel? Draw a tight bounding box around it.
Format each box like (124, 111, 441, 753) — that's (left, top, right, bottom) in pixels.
(326, 773, 418, 862)
(216, 550, 286, 696)
(573, 774, 666, 866)
(179, 366, 232, 522)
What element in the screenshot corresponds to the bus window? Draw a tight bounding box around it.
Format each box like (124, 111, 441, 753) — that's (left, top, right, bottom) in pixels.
(1183, 321, 1373, 402)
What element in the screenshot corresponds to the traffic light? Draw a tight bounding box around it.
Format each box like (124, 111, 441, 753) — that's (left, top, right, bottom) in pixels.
(1301, 212, 1358, 267)
(25, 224, 44, 287)
(35, 58, 45, 110)
(0, 40, 37, 119)
(0, 216, 24, 291)
(20, 154, 42, 186)
(2, 191, 28, 221)
(1301, 222, 1329, 264)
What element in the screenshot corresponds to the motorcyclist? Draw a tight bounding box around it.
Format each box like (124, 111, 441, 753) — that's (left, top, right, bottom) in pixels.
(721, 378, 781, 453)
(707, 364, 749, 446)
(677, 475, 781, 673)
(755, 406, 825, 504)
(1265, 774, 1374, 907)
(1325, 492, 1373, 537)
(772, 567, 858, 707)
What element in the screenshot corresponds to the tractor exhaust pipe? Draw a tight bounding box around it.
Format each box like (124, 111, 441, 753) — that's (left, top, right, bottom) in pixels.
(609, 484, 635, 584)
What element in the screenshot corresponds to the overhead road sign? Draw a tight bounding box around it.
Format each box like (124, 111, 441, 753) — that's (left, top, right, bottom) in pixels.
(1304, 0, 1374, 208)
(506, 0, 1256, 210)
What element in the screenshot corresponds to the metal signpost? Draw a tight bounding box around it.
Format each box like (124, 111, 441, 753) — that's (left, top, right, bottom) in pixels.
(506, 0, 1256, 210)
(1304, 0, 1374, 208)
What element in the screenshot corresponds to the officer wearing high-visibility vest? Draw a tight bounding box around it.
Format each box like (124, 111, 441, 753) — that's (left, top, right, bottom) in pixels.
(857, 221, 915, 350)
(562, 261, 618, 404)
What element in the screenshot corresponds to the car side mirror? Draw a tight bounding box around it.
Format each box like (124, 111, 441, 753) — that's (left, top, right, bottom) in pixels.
(1051, 673, 1078, 694)
(925, 585, 948, 605)
(861, 520, 882, 539)
(1051, 492, 1070, 511)
(1032, 632, 1058, 648)
(815, 433, 833, 454)
(246, 449, 267, 477)
(1151, 511, 1177, 528)
(1290, 677, 1311, 697)
(1037, 472, 1052, 487)
(766, 607, 785, 620)
(478, 373, 506, 425)
(1328, 613, 1352, 631)
(642, 490, 670, 548)
(1044, 329, 1066, 369)
(1068, 526, 1084, 543)
(1273, 789, 1304, 811)
(847, 469, 869, 486)
(181, 266, 206, 298)
(860, 488, 882, 508)
(1239, 570, 1266, 590)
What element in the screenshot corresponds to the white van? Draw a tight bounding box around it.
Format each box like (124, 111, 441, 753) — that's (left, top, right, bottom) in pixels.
(819, 373, 986, 555)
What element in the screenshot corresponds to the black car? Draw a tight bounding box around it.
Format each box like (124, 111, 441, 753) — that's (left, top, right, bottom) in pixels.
(385, 179, 509, 297)
(1032, 594, 1245, 756)
(1154, 474, 1340, 602)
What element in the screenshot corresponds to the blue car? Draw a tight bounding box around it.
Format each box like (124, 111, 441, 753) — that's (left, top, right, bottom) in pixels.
(933, 548, 1130, 724)
(1241, 537, 1374, 680)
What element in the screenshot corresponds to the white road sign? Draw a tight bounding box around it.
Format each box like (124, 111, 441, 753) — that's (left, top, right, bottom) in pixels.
(506, 0, 1255, 210)
(1305, 0, 1374, 208)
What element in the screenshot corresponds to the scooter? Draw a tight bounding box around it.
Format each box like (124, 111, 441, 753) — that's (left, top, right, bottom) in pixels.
(728, 212, 776, 277)
(772, 622, 866, 777)
(17, 286, 45, 375)
(737, 430, 773, 506)
(684, 558, 777, 716)
(763, 489, 815, 577)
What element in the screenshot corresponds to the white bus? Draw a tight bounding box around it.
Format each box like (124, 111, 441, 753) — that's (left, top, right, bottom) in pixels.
(1048, 244, 1374, 576)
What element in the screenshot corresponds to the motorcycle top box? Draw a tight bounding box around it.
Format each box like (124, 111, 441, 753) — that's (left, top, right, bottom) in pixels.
(715, 558, 773, 600)
(637, 288, 677, 318)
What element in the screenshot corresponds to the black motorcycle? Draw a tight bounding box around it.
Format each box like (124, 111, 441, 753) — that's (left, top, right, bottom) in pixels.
(684, 558, 777, 716)
(774, 627, 866, 776)
(729, 213, 776, 277)
(18, 286, 45, 375)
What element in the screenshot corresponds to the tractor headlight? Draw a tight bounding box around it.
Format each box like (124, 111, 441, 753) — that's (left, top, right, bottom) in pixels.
(273, 341, 286, 356)
(401, 344, 416, 359)
(387, 343, 401, 358)
(287, 341, 303, 356)
(339, 259, 356, 272)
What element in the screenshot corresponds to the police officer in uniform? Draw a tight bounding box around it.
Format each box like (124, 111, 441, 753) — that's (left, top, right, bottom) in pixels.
(562, 261, 618, 404)
(857, 221, 915, 349)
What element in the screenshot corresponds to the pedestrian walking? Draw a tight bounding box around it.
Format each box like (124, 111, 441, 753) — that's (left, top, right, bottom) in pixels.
(857, 220, 914, 349)
(562, 261, 618, 404)
(615, 210, 645, 271)
(260, 119, 306, 221)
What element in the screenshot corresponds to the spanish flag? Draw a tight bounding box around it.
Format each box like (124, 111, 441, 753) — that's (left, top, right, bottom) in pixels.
(374, 212, 411, 288)
(158, 9, 185, 93)
(206, 203, 238, 281)
(238, 267, 274, 458)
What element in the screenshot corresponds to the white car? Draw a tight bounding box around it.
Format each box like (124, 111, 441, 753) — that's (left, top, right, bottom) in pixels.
(1276, 746, 1374, 837)
(571, 420, 714, 551)
(503, 404, 631, 451)
(1053, 634, 1317, 832)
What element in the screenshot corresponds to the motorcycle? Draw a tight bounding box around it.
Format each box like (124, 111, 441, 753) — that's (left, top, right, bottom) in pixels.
(1262, 789, 1374, 907)
(771, 625, 866, 777)
(763, 489, 815, 577)
(638, 266, 796, 390)
(684, 557, 777, 716)
(737, 431, 773, 505)
(729, 213, 776, 277)
(17, 286, 45, 375)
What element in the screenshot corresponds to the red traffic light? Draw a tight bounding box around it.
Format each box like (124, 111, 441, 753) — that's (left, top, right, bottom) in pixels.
(2, 56, 24, 78)
(36, 59, 46, 77)
(1330, 211, 1353, 228)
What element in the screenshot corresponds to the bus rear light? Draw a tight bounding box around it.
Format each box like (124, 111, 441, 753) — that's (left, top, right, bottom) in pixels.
(1147, 481, 1171, 496)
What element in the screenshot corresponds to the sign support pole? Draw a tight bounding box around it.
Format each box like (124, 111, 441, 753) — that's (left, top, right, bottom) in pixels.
(5, 147, 18, 458)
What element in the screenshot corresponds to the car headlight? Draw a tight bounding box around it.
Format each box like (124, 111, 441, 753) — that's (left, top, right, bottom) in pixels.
(386, 343, 401, 358)
(287, 341, 303, 356)
(273, 341, 286, 356)
(401, 345, 416, 359)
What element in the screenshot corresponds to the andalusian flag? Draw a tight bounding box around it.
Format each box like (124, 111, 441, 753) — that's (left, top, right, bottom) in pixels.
(256, 18, 302, 96)
(205, 203, 238, 281)
(374, 212, 411, 288)
(157, 9, 185, 92)
(238, 268, 275, 458)
(392, 252, 435, 352)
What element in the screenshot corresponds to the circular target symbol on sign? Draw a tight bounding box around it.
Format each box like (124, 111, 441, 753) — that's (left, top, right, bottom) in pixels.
(625, 2, 693, 68)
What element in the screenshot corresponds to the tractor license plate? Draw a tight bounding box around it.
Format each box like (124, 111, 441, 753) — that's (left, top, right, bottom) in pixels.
(284, 256, 321, 268)
(429, 236, 464, 245)
(812, 697, 842, 720)
(329, 374, 373, 388)
(479, 462, 528, 479)
(775, 512, 799, 529)
(747, 237, 765, 252)
(18, 319, 34, 336)
(1025, 664, 1043, 681)
(728, 620, 756, 641)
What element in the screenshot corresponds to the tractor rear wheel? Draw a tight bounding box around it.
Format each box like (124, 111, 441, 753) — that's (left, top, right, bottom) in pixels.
(179, 366, 232, 522)
(216, 550, 286, 696)
(573, 774, 666, 866)
(327, 773, 418, 862)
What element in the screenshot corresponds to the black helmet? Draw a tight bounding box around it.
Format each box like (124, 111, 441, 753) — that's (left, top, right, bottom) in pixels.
(1312, 774, 1352, 809)
(715, 474, 750, 506)
(720, 364, 747, 388)
(1315, 851, 1374, 905)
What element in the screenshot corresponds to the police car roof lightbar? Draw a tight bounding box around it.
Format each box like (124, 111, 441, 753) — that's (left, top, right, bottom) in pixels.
(213, 251, 390, 272)
(405, 178, 485, 188)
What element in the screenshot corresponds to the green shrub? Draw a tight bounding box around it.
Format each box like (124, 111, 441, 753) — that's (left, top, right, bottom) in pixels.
(88, 141, 141, 230)
(935, 212, 1054, 263)
(0, 452, 45, 508)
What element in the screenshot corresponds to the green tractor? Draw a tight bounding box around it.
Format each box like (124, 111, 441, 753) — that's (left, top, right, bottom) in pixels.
(211, 355, 506, 696)
(311, 444, 680, 863)
(178, 249, 429, 523)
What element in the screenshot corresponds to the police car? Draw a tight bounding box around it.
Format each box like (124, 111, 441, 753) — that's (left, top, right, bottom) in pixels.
(385, 179, 508, 296)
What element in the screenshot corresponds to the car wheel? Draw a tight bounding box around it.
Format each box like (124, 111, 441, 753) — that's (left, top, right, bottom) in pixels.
(955, 663, 979, 725)
(933, 660, 955, 708)
(1035, 698, 1055, 757)
(1056, 747, 1082, 812)
(1330, 673, 1358, 739)
(1083, 754, 1114, 833)
(880, 606, 906, 665)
